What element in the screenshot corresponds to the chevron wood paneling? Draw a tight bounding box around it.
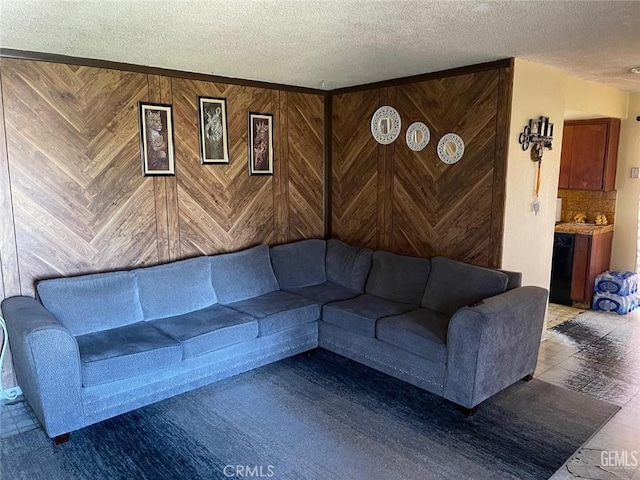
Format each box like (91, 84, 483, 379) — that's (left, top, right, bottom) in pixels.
(0, 59, 326, 298)
(377, 87, 396, 250)
(148, 74, 177, 263)
(0, 68, 19, 302)
(331, 68, 509, 267)
(0, 68, 17, 388)
(489, 64, 513, 267)
(0, 71, 8, 301)
(286, 92, 324, 241)
(171, 81, 325, 257)
(392, 70, 501, 266)
(172, 79, 278, 257)
(1, 59, 159, 295)
(274, 92, 290, 244)
(332, 89, 380, 249)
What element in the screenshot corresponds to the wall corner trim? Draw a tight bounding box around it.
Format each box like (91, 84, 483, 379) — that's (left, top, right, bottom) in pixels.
(323, 92, 333, 239)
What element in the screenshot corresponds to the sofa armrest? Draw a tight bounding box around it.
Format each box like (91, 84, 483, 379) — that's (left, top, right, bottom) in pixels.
(443, 286, 548, 409)
(1, 296, 83, 437)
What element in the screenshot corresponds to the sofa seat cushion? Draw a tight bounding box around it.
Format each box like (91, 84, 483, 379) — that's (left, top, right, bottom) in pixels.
(286, 281, 360, 305)
(76, 322, 182, 387)
(225, 291, 320, 336)
(376, 308, 451, 363)
(322, 294, 418, 338)
(150, 304, 258, 359)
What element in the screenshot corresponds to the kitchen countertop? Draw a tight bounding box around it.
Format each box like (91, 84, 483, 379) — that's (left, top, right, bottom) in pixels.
(554, 222, 614, 235)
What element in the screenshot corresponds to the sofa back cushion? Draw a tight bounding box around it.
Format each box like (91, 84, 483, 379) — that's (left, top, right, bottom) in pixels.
(270, 239, 327, 289)
(365, 251, 431, 305)
(135, 257, 216, 321)
(37, 271, 143, 336)
(499, 269, 522, 290)
(326, 239, 373, 292)
(210, 245, 279, 304)
(421, 256, 509, 316)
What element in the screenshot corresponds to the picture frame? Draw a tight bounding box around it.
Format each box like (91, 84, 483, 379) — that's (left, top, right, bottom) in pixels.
(248, 112, 274, 176)
(198, 96, 230, 164)
(139, 102, 175, 176)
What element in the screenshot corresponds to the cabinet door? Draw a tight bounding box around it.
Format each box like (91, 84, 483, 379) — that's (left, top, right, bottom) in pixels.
(558, 125, 573, 189)
(571, 234, 590, 302)
(570, 231, 613, 305)
(586, 231, 613, 305)
(568, 123, 608, 190)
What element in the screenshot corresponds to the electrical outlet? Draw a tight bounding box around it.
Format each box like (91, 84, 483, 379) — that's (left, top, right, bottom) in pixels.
(631, 167, 640, 179)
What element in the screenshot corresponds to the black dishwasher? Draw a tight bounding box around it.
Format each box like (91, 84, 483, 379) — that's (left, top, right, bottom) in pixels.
(550, 232, 575, 305)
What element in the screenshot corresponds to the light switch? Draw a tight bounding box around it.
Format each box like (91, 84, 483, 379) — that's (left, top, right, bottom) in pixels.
(631, 167, 640, 179)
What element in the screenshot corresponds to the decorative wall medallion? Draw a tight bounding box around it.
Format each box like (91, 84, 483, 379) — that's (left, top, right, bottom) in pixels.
(405, 122, 430, 151)
(371, 106, 401, 145)
(437, 133, 465, 164)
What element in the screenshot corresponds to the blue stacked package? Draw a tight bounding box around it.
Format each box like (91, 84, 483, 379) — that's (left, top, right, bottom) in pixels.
(592, 292, 639, 315)
(594, 271, 638, 296)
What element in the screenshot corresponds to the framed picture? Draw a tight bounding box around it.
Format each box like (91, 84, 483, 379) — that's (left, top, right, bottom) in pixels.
(139, 102, 175, 176)
(198, 96, 229, 164)
(248, 112, 274, 175)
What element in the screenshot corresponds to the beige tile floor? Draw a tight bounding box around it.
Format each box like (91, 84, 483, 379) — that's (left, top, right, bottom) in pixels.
(546, 303, 587, 330)
(545, 304, 640, 480)
(0, 396, 40, 437)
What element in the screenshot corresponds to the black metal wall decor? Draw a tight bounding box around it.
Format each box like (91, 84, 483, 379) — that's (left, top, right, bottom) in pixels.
(518, 116, 554, 162)
(518, 116, 555, 216)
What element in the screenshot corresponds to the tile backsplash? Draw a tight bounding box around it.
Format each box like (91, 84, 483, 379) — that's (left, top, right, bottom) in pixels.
(557, 189, 616, 224)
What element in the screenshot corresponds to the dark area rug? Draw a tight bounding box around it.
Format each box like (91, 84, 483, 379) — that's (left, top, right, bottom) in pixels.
(1, 349, 618, 480)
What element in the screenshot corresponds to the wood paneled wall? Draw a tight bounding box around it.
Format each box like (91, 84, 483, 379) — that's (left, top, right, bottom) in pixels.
(0, 58, 324, 299)
(331, 66, 512, 267)
(0, 57, 511, 296)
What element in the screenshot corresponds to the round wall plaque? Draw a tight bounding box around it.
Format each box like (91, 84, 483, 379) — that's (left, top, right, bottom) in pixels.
(437, 133, 465, 164)
(405, 122, 430, 151)
(371, 106, 401, 145)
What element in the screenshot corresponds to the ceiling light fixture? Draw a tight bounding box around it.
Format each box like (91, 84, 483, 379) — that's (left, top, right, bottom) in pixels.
(631, 67, 640, 74)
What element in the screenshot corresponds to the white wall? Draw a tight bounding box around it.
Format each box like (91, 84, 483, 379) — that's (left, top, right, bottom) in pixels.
(502, 59, 567, 289)
(611, 92, 640, 272)
(503, 60, 632, 294)
(565, 75, 629, 119)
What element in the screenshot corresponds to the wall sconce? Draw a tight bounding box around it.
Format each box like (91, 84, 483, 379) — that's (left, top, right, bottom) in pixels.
(518, 116, 554, 162)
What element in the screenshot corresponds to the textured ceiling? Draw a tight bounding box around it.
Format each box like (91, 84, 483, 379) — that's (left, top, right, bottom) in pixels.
(1, 0, 639, 92)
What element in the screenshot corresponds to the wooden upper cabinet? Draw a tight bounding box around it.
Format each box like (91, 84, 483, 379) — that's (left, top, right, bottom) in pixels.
(558, 124, 573, 188)
(558, 118, 621, 191)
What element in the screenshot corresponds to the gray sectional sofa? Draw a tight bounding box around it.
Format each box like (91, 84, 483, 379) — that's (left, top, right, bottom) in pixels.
(1, 239, 548, 444)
